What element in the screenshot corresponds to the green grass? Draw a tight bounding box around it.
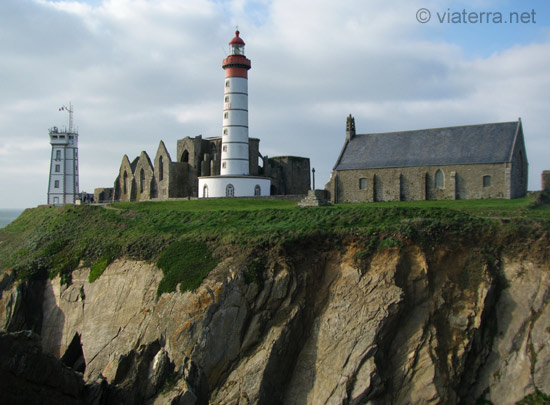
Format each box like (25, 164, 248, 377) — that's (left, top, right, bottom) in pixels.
(0, 195, 548, 286)
(88, 245, 118, 282)
(516, 390, 550, 404)
(341, 195, 548, 218)
(156, 239, 219, 295)
(112, 198, 296, 212)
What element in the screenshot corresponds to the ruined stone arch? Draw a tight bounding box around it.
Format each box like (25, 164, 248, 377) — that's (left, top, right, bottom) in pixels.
(123, 171, 128, 194)
(140, 168, 145, 193)
(115, 154, 136, 202)
(182, 150, 189, 163)
(133, 151, 154, 200)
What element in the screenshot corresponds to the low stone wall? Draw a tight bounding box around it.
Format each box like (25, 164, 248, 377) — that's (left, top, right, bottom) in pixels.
(94, 188, 114, 203)
(108, 194, 308, 203)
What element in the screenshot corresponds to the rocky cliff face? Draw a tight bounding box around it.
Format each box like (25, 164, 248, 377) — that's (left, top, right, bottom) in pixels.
(1, 238, 549, 404)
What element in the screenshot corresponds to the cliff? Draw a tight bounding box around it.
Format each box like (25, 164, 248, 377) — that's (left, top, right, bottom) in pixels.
(0, 199, 549, 404)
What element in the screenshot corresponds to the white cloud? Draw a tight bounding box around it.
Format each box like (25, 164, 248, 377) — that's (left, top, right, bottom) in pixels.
(0, 0, 549, 208)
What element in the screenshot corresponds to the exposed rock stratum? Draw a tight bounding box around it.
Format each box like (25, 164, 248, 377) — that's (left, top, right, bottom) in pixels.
(1, 239, 549, 404)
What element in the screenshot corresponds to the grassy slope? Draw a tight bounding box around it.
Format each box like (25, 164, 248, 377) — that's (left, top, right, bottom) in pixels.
(0, 195, 548, 291)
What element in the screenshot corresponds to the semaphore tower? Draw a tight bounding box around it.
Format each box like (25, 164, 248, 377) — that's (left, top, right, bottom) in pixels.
(47, 103, 79, 205)
(198, 30, 270, 198)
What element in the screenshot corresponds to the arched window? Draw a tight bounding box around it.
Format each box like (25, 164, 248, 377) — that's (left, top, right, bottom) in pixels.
(140, 169, 145, 193)
(182, 150, 189, 163)
(226, 184, 234, 197)
(254, 185, 261, 196)
(123, 171, 128, 194)
(203, 184, 208, 198)
(158, 156, 164, 181)
(435, 169, 444, 189)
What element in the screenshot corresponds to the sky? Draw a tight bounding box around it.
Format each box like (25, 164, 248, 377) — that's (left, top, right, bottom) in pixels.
(1, 0, 549, 208)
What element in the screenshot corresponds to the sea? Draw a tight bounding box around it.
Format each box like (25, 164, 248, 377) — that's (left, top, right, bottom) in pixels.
(0, 209, 25, 229)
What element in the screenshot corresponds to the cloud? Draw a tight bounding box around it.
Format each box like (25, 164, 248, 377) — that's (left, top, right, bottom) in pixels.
(0, 0, 549, 208)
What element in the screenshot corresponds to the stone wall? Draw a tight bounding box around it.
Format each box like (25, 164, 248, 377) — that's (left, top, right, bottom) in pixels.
(542, 171, 550, 191)
(327, 163, 514, 203)
(508, 133, 529, 199)
(269, 156, 310, 195)
(114, 155, 137, 202)
(249, 138, 260, 176)
(94, 188, 114, 204)
(134, 152, 156, 201)
(169, 162, 190, 198)
(154, 141, 171, 200)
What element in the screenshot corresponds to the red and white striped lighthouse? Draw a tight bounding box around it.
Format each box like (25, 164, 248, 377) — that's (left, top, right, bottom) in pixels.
(198, 31, 270, 198)
(221, 31, 251, 176)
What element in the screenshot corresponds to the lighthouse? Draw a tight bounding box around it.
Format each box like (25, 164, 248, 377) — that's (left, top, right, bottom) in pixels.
(198, 31, 270, 198)
(221, 30, 251, 176)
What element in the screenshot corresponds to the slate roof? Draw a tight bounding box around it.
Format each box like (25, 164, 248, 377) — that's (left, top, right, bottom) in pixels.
(334, 121, 521, 171)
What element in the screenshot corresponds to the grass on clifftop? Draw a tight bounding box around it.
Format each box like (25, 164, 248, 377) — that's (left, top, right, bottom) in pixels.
(0, 194, 548, 289)
(156, 239, 219, 295)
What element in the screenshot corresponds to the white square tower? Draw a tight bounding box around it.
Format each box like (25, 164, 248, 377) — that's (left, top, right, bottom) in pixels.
(47, 105, 79, 205)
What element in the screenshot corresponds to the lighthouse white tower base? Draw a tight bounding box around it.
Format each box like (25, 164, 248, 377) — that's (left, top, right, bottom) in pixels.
(198, 176, 270, 198)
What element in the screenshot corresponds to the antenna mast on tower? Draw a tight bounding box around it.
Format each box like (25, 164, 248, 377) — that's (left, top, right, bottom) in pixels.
(59, 102, 74, 133)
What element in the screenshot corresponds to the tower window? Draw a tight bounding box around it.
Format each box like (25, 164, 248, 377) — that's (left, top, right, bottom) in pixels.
(222, 162, 227, 169)
(226, 184, 234, 197)
(56, 150, 61, 160)
(359, 178, 368, 190)
(54, 180, 60, 188)
(483, 175, 491, 188)
(223, 145, 227, 152)
(224, 112, 228, 119)
(225, 96, 229, 103)
(55, 164, 61, 173)
(223, 128, 228, 135)
(225, 80, 230, 88)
